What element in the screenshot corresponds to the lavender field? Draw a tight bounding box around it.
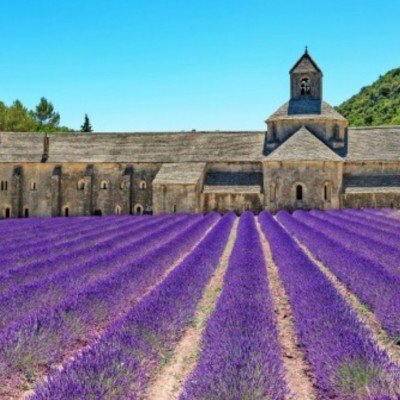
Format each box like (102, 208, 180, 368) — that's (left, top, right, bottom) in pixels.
(1, 209, 400, 399)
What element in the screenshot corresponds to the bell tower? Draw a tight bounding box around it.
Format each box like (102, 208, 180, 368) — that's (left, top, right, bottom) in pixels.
(290, 47, 322, 100)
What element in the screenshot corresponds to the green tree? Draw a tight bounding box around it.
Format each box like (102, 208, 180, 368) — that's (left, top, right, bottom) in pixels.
(34, 97, 60, 128)
(6, 100, 37, 131)
(81, 114, 93, 132)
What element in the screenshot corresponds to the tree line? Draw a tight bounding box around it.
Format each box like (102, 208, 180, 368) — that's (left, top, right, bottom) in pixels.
(0, 97, 93, 132)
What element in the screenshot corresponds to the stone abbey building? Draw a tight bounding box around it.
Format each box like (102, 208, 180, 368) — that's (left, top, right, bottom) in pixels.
(1, 50, 400, 218)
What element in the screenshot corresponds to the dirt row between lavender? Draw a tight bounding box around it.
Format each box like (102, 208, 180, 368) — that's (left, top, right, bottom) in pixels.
(146, 219, 319, 400)
(256, 221, 317, 400)
(145, 218, 239, 400)
(284, 223, 400, 367)
(20, 220, 220, 400)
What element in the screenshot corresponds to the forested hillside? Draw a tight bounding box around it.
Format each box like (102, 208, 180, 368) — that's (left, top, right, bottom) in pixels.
(336, 68, 400, 126)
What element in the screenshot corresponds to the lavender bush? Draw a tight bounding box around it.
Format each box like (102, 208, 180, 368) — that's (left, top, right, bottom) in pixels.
(180, 212, 288, 400)
(260, 211, 400, 399)
(293, 210, 400, 275)
(276, 211, 400, 338)
(29, 213, 234, 399)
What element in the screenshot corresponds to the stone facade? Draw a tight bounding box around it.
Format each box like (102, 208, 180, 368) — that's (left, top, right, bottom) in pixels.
(1, 50, 400, 218)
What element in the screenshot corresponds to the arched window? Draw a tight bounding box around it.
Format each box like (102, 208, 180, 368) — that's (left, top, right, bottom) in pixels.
(64, 207, 69, 217)
(333, 125, 340, 140)
(139, 180, 147, 190)
(296, 185, 303, 201)
(115, 205, 122, 215)
(134, 204, 144, 215)
(300, 78, 311, 95)
(100, 180, 108, 190)
(120, 181, 126, 190)
(24, 208, 29, 218)
(30, 181, 37, 191)
(77, 180, 85, 190)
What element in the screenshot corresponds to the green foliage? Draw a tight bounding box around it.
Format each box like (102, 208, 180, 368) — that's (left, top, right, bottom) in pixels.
(34, 97, 60, 128)
(0, 97, 74, 132)
(336, 67, 400, 126)
(81, 114, 93, 132)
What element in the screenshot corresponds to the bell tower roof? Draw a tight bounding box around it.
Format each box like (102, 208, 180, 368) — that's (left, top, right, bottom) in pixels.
(290, 48, 323, 75)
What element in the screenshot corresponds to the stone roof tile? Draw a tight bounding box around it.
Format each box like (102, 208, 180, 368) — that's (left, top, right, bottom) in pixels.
(152, 162, 206, 185)
(266, 126, 343, 161)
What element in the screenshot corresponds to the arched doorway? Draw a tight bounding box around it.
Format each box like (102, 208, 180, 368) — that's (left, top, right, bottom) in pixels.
(134, 204, 143, 215)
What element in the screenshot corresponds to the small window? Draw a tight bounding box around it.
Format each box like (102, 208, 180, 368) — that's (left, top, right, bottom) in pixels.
(0, 181, 7, 191)
(173, 204, 177, 213)
(270, 184, 276, 202)
(333, 125, 340, 140)
(5, 208, 10, 218)
(300, 78, 311, 95)
(134, 204, 144, 215)
(324, 183, 332, 202)
(24, 208, 29, 218)
(115, 205, 122, 215)
(30, 182, 37, 191)
(100, 180, 108, 190)
(64, 207, 69, 217)
(139, 180, 147, 190)
(296, 185, 303, 201)
(77, 180, 85, 190)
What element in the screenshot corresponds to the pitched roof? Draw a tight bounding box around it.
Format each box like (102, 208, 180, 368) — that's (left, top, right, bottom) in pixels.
(203, 185, 262, 194)
(290, 50, 322, 74)
(267, 100, 347, 121)
(42, 131, 266, 163)
(345, 187, 400, 194)
(0, 132, 45, 162)
(266, 126, 343, 161)
(152, 162, 206, 185)
(346, 126, 400, 161)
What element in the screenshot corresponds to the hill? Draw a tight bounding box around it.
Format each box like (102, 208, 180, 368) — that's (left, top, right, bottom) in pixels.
(336, 67, 400, 126)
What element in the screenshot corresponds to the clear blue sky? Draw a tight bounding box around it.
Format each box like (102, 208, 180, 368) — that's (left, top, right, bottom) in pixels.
(0, 0, 399, 132)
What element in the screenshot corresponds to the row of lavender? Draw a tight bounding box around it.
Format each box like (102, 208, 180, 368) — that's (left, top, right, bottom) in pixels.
(261, 211, 400, 399)
(30, 213, 236, 399)
(278, 210, 400, 337)
(0, 213, 219, 396)
(1, 209, 400, 398)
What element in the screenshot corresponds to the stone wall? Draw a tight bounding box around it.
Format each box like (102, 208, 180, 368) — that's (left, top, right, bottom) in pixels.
(0, 162, 160, 218)
(263, 160, 343, 211)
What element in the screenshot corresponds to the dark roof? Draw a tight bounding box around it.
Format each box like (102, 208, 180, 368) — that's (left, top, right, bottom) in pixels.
(267, 100, 347, 121)
(266, 126, 343, 161)
(290, 50, 323, 75)
(346, 126, 400, 161)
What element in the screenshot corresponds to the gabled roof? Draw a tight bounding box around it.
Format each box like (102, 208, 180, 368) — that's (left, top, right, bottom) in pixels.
(290, 50, 322, 75)
(267, 100, 347, 121)
(266, 126, 343, 161)
(152, 162, 206, 185)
